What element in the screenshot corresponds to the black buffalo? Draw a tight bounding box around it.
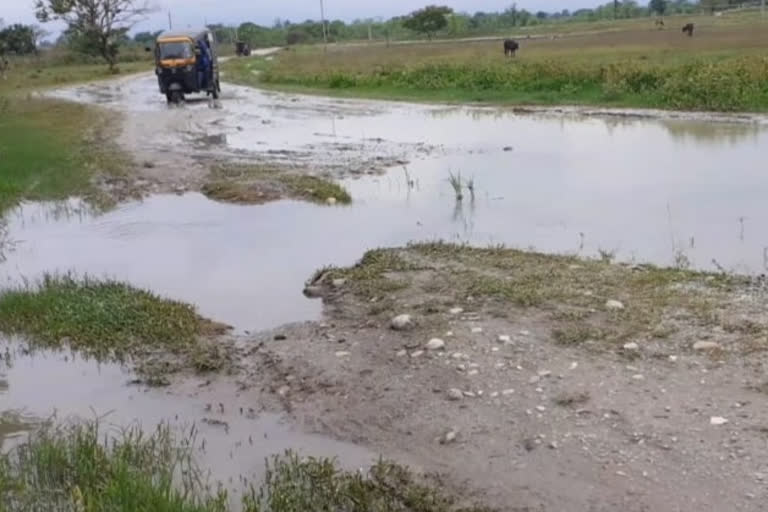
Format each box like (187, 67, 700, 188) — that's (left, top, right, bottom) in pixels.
(682, 23, 694, 36)
(504, 39, 520, 57)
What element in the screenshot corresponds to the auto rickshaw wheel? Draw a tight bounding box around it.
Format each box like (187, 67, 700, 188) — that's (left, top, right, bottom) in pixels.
(168, 90, 183, 104)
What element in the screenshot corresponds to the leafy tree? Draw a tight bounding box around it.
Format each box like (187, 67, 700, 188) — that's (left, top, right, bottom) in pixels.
(133, 31, 156, 45)
(0, 24, 37, 55)
(649, 0, 667, 14)
(403, 5, 453, 39)
(35, 0, 150, 70)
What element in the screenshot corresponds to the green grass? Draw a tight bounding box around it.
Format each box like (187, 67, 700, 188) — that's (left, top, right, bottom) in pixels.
(0, 274, 227, 363)
(0, 421, 494, 512)
(0, 421, 229, 512)
(203, 164, 351, 205)
(0, 98, 131, 214)
(224, 18, 768, 112)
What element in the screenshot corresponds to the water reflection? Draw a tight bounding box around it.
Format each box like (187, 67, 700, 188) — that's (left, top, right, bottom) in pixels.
(661, 120, 761, 146)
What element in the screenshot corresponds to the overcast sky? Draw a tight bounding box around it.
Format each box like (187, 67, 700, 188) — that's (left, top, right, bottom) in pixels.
(3, 1, 606, 35)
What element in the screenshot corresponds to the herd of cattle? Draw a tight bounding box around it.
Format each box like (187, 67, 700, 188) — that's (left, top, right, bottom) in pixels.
(503, 21, 696, 56)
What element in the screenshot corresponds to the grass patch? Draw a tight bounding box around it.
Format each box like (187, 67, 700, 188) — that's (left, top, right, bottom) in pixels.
(204, 164, 351, 205)
(0, 274, 228, 364)
(0, 421, 228, 512)
(0, 420, 494, 512)
(224, 20, 768, 112)
(0, 97, 131, 214)
(311, 241, 763, 351)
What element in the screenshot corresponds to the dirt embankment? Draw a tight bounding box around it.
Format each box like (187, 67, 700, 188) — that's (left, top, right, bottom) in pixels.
(240, 243, 768, 511)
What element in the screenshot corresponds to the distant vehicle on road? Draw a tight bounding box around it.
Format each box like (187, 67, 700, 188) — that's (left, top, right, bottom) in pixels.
(236, 41, 252, 57)
(150, 29, 221, 104)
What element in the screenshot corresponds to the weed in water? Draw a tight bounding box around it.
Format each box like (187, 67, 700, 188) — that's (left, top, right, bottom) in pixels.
(448, 171, 463, 201)
(466, 175, 476, 200)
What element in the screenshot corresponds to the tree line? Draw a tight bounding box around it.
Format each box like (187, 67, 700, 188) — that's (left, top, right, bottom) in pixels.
(1, 0, 761, 67)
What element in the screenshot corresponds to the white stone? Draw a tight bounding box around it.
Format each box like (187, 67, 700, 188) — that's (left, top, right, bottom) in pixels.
(441, 430, 458, 444)
(669, 355, 679, 362)
(326, 197, 337, 205)
(536, 406, 547, 412)
(471, 327, 483, 334)
(497, 335, 512, 344)
(335, 351, 351, 357)
(519, 330, 531, 336)
(491, 347, 500, 352)
(331, 278, 347, 288)
(490, 391, 499, 398)
(529, 375, 541, 384)
(468, 369, 479, 376)
(449, 307, 464, 315)
(396, 349, 407, 357)
(693, 341, 721, 351)
(390, 314, 414, 331)
(710, 416, 729, 426)
(605, 299, 625, 311)
(426, 338, 446, 351)
(632, 374, 645, 381)
(537, 370, 552, 378)
(446, 389, 464, 401)
(502, 389, 515, 396)
(410, 350, 424, 358)
(463, 391, 476, 398)
(569, 362, 579, 370)
(623, 342, 640, 351)
(451, 352, 464, 360)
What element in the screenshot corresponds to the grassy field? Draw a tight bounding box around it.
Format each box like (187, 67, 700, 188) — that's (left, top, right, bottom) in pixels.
(0, 54, 151, 214)
(225, 14, 768, 111)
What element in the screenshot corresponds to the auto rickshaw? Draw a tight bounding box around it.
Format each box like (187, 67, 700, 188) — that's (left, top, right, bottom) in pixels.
(152, 29, 220, 104)
(235, 41, 251, 57)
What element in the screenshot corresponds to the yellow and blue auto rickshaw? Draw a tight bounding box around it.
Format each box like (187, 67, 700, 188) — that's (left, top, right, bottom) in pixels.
(152, 29, 220, 103)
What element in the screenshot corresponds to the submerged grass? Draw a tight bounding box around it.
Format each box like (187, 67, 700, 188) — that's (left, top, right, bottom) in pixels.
(0, 421, 492, 512)
(204, 164, 351, 205)
(0, 274, 223, 362)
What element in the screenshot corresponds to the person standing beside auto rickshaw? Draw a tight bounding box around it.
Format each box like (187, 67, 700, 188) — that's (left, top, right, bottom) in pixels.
(196, 41, 212, 90)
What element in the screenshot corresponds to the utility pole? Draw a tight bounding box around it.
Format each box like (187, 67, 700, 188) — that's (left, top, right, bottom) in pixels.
(319, 0, 328, 49)
(168, 11, 172, 30)
(763, 0, 765, 17)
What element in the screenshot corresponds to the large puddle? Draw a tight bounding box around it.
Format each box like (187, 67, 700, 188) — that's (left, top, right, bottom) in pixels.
(0, 339, 373, 503)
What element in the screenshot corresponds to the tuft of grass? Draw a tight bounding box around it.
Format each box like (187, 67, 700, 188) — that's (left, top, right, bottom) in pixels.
(0, 421, 229, 512)
(0, 274, 227, 363)
(204, 165, 351, 205)
(243, 452, 494, 512)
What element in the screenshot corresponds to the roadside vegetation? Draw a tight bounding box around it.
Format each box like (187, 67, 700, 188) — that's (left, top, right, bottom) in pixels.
(203, 164, 351, 205)
(0, 420, 491, 512)
(225, 16, 768, 112)
(0, 274, 231, 377)
(309, 242, 768, 354)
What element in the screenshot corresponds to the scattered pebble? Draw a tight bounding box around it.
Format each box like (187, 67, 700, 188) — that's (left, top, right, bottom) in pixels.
(426, 338, 446, 351)
(410, 350, 424, 358)
(396, 349, 407, 357)
(390, 314, 414, 331)
(463, 391, 476, 398)
(669, 355, 679, 362)
(449, 307, 464, 315)
(548, 441, 558, 450)
(569, 362, 579, 370)
(536, 406, 547, 412)
(623, 342, 640, 351)
(440, 430, 458, 445)
(451, 352, 464, 359)
(694, 341, 721, 351)
(335, 351, 351, 358)
(491, 346, 500, 352)
(468, 369, 479, 376)
(497, 335, 512, 344)
(471, 327, 483, 334)
(632, 374, 645, 381)
(490, 391, 499, 398)
(277, 385, 290, 396)
(331, 278, 346, 288)
(529, 376, 541, 384)
(456, 364, 466, 372)
(519, 330, 530, 336)
(710, 416, 729, 426)
(446, 389, 464, 401)
(502, 389, 515, 396)
(445, 331, 454, 337)
(605, 299, 625, 310)
(537, 370, 552, 378)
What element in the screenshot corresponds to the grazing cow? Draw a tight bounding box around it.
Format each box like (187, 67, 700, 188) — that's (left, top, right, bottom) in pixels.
(504, 39, 520, 57)
(682, 23, 695, 36)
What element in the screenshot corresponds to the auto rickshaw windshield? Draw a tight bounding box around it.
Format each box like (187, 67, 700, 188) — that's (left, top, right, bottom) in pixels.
(159, 41, 194, 60)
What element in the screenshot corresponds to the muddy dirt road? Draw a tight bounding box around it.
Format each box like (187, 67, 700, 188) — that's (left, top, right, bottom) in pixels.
(3, 73, 768, 511)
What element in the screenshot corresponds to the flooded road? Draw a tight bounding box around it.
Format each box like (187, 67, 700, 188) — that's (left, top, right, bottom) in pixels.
(4, 74, 768, 506)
